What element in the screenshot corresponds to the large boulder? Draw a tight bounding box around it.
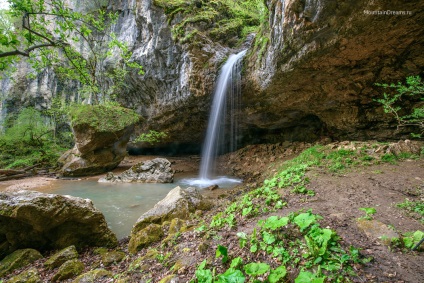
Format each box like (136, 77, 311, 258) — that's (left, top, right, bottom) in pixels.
(129, 186, 211, 253)
(0, 189, 118, 259)
(58, 104, 139, 177)
(98, 158, 174, 183)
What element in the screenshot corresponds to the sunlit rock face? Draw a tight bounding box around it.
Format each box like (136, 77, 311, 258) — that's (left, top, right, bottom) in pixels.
(1, 0, 423, 151)
(241, 0, 424, 143)
(109, 0, 231, 149)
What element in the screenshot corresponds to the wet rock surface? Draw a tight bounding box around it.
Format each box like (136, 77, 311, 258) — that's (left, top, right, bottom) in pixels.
(98, 158, 174, 183)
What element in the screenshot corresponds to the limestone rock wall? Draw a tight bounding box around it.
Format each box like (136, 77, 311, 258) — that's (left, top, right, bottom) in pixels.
(242, 0, 424, 142)
(1, 0, 423, 150)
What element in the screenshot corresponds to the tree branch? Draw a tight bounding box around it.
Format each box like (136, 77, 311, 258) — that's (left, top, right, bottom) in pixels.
(0, 43, 58, 58)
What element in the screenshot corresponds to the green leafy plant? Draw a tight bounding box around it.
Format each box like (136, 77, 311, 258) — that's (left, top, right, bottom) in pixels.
(359, 207, 377, 220)
(68, 102, 140, 132)
(402, 230, 424, 249)
(0, 107, 68, 168)
(154, 0, 268, 46)
(295, 271, 325, 283)
(1, 0, 143, 103)
(134, 130, 168, 145)
(216, 245, 229, 264)
(397, 199, 424, 223)
(375, 76, 424, 138)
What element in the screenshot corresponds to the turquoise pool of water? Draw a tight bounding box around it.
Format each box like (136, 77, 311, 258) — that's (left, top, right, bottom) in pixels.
(41, 176, 240, 239)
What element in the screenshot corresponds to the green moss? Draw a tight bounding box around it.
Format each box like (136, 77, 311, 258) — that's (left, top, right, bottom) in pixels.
(72, 269, 113, 283)
(51, 259, 85, 281)
(0, 249, 43, 277)
(69, 103, 140, 133)
(6, 267, 41, 283)
(44, 245, 79, 269)
(128, 224, 164, 254)
(154, 0, 268, 45)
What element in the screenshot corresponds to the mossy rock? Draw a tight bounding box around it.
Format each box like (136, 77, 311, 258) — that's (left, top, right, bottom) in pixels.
(69, 104, 140, 133)
(198, 241, 209, 254)
(171, 259, 186, 273)
(44, 245, 78, 269)
(132, 187, 211, 234)
(168, 218, 186, 234)
(128, 224, 163, 254)
(159, 274, 179, 283)
(71, 268, 113, 283)
(101, 251, 126, 266)
(93, 247, 108, 255)
(51, 259, 85, 281)
(6, 267, 41, 283)
(0, 249, 43, 277)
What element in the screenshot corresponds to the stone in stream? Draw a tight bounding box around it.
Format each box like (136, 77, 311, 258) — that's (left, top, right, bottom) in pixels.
(128, 186, 211, 254)
(0, 189, 118, 259)
(98, 158, 174, 183)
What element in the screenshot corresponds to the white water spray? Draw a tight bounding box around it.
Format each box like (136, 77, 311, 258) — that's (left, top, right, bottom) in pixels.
(182, 50, 246, 187)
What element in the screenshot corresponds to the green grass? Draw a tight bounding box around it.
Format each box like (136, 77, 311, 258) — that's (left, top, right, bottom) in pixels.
(397, 199, 424, 223)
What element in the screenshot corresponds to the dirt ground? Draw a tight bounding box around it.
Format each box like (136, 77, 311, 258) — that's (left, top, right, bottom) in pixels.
(1, 142, 423, 282)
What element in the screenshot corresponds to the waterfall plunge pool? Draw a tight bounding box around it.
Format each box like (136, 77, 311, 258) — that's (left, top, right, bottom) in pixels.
(35, 175, 241, 239)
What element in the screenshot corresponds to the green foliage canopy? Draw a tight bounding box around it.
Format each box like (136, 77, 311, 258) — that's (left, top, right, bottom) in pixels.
(0, 107, 68, 168)
(0, 0, 143, 103)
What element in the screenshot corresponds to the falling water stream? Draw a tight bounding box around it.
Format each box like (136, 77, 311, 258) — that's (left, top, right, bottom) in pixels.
(182, 50, 246, 187)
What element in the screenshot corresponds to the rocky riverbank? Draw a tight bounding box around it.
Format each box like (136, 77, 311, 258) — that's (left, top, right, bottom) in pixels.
(1, 141, 423, 282)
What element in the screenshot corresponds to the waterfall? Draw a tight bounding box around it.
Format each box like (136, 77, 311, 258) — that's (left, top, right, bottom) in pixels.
(199, 50, 246, 180)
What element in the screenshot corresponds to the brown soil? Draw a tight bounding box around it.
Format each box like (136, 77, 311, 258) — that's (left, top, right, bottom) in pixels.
(1, 142, 423, 283)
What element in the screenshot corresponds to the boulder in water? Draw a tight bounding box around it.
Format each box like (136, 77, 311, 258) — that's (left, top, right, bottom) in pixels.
(98, 158, 174, 183)
(129, 186, 211, 253)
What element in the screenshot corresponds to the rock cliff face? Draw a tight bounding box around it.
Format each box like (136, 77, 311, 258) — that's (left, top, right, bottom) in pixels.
(109, 0, 232, 150)
(242, 0, 424, 142)
(1, 0, 423, 151)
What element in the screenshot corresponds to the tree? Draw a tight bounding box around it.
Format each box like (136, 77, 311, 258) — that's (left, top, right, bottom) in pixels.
(376, 76, 424, 138)
(0, 0, 143, 103)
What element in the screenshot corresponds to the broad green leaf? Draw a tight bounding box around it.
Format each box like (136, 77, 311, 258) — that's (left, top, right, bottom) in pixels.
(216, 268, 245, 283)
(196, 269, 213, 283)
(261, 216, 289, 230)
(244, 262, 270, 276)
(230, 257, 243, 268)
(295, 271, 325, 283)
(262, 231, 276, 245)
(216, 245, 228, 263)
(268, 265, 287, 283)
(293, 213, 317, 231)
